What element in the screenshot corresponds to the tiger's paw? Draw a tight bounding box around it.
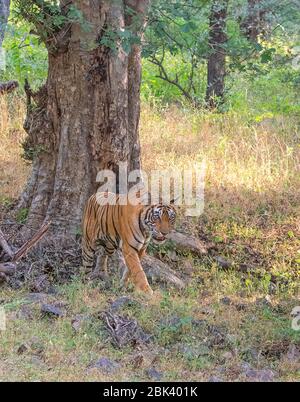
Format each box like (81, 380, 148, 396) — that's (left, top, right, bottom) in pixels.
(136, 284, 154, 299)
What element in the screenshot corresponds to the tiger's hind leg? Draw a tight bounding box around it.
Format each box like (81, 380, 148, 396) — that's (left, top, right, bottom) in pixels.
(89, 252, 109, 281)
(81, 238, 96, 275)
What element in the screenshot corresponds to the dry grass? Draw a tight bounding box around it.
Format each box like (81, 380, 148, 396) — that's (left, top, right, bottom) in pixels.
(140, 103, 300, 200)
(0, 95, 30, 202)
(0, 96, 300, 382)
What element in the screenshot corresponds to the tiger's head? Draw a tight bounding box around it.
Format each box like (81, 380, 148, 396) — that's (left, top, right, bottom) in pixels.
(144, 201, 177, 244)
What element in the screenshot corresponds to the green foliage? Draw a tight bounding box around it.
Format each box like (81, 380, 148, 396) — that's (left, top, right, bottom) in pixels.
(1, 0, 299, 118)
(13, 1, 89, 43)
(1, 22, 47, 87)
(16, 207, 29, 224)
(143, 0, 300, 111)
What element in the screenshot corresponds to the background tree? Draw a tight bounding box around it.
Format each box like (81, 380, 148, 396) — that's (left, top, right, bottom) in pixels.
(0, 0, 10, 47)
(143, 0, 300, 109)
(13, 0, 150, 236)
(0, 0, 19, 94)
(240, 0, 270, 42)
(206, 0, 228, 108)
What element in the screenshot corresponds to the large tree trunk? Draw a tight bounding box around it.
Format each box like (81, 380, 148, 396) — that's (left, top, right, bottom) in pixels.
(19, 0, 150, 236)
(0, 0, 10, 47)
(206, 0, 228, 109)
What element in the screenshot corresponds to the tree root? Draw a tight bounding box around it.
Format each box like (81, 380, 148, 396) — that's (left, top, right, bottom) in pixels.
(142, 255, 185, 290)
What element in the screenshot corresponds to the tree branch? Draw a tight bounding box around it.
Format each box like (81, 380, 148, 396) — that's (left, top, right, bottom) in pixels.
(150, 53, 199, 106)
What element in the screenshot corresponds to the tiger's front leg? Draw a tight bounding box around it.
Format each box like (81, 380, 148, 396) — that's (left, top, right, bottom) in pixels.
(122, 243, 153, 296)
(139, 247, 147, 259)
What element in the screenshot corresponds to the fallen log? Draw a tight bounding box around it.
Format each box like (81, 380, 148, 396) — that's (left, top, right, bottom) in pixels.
(168, 231, 209, 256)
(142, 255, 185, 290)
(12, 222, 51, 263)
(0, 80, 19, 95)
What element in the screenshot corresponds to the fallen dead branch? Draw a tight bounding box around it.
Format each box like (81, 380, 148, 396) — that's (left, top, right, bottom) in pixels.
(0, 222, 51, 281)
(12, 223, 51, 263)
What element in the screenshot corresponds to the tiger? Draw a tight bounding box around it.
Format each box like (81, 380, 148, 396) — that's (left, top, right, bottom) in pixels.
(82, 192, 177, 296)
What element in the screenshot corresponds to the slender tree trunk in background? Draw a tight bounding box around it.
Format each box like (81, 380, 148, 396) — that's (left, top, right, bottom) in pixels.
(0, 0, 10, 47)
(240, 0, 268, 42)
(206, 0, 228, 110)
(19, 0, 150, 237)
(0, 0, 18, 94)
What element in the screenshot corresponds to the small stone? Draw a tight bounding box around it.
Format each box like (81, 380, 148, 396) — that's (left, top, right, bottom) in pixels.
(41, 304, 65, 318)
(145, 367, 163, 381)
(222, 351, 234, 361)
(88, 357, 120, 374)
(238, 264, 256, 274)
(182, 261, 194, 275)
(178, 343, 210, 357)
(17, 305, 35, 320)
(30, 356, 47, 369)
(247, 348, 260, 361)
(215, 256, 232, 270)
(192, 319, 207, 328)
(208, 376, 223, 382)
(167, 250, 180, 262)
(241, 363, 276, 382)
(220, 297, 232, 306)
(25, 293, 49, 304)
(285, 344, 300, 363)
(17, 344, 28, 355)
(110, 297, 137, 312)
(71, 314, 90, 332)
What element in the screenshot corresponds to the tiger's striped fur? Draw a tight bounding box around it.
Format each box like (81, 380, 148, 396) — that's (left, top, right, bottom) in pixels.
(82, 192, 176, 295)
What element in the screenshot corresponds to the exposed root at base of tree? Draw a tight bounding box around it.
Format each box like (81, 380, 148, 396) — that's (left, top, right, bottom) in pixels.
(142, 255, 185, 290)
(0, 223, 50, 282)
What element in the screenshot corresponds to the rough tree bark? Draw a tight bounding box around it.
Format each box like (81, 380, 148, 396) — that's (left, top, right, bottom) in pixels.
(240, 0, 268, 42)
(0, 0, 10, 47)
(206, 0, 229, 109)
(19, 0, 150, 236)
